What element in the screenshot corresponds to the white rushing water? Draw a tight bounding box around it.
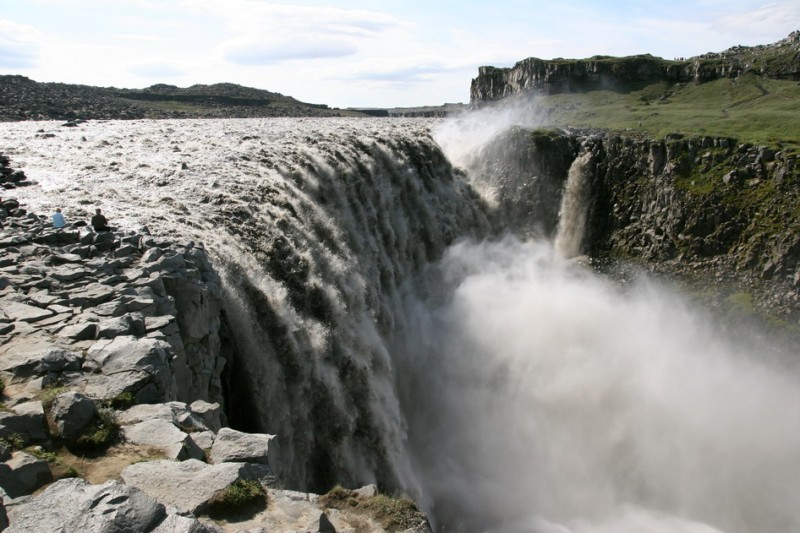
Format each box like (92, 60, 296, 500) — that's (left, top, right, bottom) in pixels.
(2, 116, 800, 533)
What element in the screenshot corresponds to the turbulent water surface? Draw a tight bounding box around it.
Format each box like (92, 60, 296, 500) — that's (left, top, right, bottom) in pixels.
(2, 116, 800, 533)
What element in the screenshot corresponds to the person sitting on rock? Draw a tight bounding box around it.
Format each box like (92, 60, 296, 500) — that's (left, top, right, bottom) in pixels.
(91, 208, 111, 232)
(52, 208, 66, 228)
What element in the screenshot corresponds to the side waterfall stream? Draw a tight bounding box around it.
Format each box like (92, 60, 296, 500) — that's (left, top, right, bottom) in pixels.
(1, 117, 799, 533)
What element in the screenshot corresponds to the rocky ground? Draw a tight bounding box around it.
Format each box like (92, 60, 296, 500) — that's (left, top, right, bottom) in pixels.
(0, 176, 430, 531)
(0, 76, 366, 122)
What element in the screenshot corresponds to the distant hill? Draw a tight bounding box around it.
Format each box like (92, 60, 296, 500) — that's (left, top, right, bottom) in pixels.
(0, 77, 367, 121)
(470, 31, 800, 147)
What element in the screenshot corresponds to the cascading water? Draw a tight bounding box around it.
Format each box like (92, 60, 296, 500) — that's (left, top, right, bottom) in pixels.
(554, 152, 593, 259)
(2, 115, 800, 533)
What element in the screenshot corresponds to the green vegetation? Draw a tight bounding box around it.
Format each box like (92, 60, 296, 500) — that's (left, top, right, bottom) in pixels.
(204, 479, 267, 518)
(25, 446, 79, 479)
(321, 485, 428, 532)
(538, 74, 800, 149)
(38, 385, 69, 411)
(104, 391, 136, 410)
(73, 408, 119, 450)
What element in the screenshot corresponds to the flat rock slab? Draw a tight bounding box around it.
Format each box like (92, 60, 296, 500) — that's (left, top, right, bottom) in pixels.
(122, 418, 204, 461)
(121, 458, 248, 514)
(6, 477, 166, 533)
(2, 301, 53, 323)
(0, 346, 82, 378)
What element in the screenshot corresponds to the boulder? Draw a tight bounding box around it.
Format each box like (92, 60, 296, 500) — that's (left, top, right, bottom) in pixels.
(122, 419, 204, 461)
(188, 430, 215, 451)
(0, 401, 47, 444)
(86, 336, 177, 403)
(121, 459, 251, 514)
(209, 428, 279, 473)
(48, 391, 97, 441)
(189, 400, 222, 432)
(5, 477, 165, 533)
(0, 451, 53, 498)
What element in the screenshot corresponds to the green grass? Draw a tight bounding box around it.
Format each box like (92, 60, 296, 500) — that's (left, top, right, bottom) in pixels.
(203, 479, 267, 518)
(321, 486, 428, 532)
(537, 74, 800, 149)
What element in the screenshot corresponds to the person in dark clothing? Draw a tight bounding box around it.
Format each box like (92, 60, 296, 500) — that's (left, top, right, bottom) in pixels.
(91, 208, 111, 231)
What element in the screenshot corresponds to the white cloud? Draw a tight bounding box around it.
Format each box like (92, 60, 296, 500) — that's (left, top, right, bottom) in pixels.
(0, 19, 44, 68)
(181, 0, 405, 66)
(710, 2, 800, 43)
(129, 62, 187, 78)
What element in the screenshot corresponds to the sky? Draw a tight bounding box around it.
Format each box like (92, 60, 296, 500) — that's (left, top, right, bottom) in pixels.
(0, 1, 798, 108)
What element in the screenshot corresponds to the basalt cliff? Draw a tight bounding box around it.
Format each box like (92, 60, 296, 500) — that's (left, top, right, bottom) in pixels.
(470, 31, 800, 102)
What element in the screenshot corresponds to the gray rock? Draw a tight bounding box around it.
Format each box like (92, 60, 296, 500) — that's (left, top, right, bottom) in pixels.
(67, 282, 114, 307)
(96, 313, 146, 339)
(141, 247, 163, 263)
(0, 401, 47, 444)
(150, 512, 225, 533)
(189, 400, 222, 432)
(58, 321, 98, 341)
(6, 477, 165, 533)
(122, 419, 204, 461)
(49, 391, 97, 441)
(121, 458, 250, 514)
(0, 346, 81, 378)
(0, 451, 53, 498)
(50, 266, 89, 282)
(87, 336, 178, 403)
(209, 428, 278, 473)
(113, 244, 138, 258)
(353, 484, 378, 498)
(51, 253, 83, 265)
(2, 301, 53, 323)
(93, 298, 127, 317)
(188, 430, 215, 451)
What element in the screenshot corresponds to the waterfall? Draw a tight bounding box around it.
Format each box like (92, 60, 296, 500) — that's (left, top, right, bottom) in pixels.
(554, 152, 593, 259)
(3, 117, 800, 533)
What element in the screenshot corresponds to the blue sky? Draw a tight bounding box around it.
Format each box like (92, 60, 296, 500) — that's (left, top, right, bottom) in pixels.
(0, 0, 797, 108)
